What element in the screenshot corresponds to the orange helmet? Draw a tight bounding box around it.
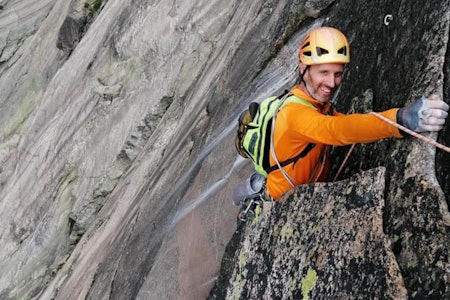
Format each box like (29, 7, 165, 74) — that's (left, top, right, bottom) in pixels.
(299, 27, 350, 65)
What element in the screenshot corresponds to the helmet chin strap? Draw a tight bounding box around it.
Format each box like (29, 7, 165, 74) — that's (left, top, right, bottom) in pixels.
(299, 65, 314, 98)
(299, 65, 309, 84)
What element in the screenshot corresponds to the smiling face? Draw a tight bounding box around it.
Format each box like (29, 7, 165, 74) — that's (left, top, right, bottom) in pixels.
(300, 63, 344, 103)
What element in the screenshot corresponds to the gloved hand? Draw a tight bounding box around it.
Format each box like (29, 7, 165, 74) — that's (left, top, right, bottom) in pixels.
(397, 94, 449, 132)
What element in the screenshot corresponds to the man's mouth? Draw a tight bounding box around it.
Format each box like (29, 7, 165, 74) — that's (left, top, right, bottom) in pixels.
(320, 87, 332, 97)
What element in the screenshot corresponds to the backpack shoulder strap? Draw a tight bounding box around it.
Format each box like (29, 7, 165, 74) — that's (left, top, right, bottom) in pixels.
(282, 95, 316, 110)
(267, 94, 317, 176)
(266, 143, 315, 173)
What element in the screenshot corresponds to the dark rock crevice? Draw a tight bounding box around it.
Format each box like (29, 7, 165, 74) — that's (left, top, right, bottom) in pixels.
(66, 94, 175, 250)
(436, 21, 450, 209)
(57, 0, 108, 56)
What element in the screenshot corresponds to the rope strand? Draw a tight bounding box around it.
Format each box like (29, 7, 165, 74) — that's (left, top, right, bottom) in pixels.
(333, 112, 450, 182)
(333, 144, 356, 182)
(370, 112, 450, 153)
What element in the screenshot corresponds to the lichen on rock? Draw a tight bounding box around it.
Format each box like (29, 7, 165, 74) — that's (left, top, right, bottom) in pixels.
(301, 267, 317, 300)
(211, 168, 408, 299)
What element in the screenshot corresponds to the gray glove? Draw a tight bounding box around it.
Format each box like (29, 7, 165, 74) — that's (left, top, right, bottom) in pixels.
(397, 94, 449, 132)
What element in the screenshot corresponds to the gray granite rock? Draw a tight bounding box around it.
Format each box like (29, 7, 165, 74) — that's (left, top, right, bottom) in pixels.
(0, 0, 448, 299)
(212, 168, 408, 299)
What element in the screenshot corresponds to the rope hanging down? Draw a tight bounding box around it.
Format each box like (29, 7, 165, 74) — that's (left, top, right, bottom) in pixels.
(333, 144, 356, 182)
(333, 111, 450, 182)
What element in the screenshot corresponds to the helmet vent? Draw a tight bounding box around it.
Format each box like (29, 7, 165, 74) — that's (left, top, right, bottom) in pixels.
(316, 47, 329, 56)
(301, 42, 310, 49)
(337, 46, 347, 55)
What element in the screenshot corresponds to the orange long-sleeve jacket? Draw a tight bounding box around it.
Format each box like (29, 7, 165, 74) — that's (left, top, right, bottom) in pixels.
(267, 85, 403, 200)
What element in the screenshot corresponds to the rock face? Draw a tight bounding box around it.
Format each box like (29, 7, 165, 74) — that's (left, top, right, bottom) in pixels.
(211, 0, 450, 298)
(210, 168, 408, 299)
(0, 0, 449, 299)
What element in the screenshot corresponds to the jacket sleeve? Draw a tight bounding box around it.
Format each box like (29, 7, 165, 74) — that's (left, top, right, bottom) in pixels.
(280, 103, 403, 146)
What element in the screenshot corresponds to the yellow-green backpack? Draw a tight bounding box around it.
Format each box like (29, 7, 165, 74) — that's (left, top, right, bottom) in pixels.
(235, 92, 317, 177)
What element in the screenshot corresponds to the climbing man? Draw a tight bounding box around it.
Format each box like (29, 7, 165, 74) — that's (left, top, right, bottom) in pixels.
(266, 26, 449, 200)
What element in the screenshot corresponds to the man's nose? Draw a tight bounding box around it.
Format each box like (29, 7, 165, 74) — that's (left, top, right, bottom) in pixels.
(325, 75, 336, 88)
